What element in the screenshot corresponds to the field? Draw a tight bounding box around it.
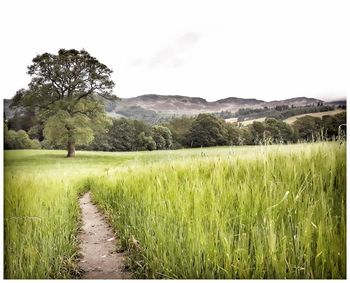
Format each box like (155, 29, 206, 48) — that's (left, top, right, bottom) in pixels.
(283, 109, 345, 124)
(232, 109, 345, 126)
(4, 143, 346, 279)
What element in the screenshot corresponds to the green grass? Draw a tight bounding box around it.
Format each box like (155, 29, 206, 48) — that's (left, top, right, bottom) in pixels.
(4, 143, 346, 279)
(227, 109, 346, 126)
(283, 109, 345, 124)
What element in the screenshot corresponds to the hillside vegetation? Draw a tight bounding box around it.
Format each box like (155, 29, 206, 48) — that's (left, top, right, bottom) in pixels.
(5, 143, 346, 279)
(283, 109, 345, 124)
(236, 109, 345, 126)
(5, 95, 326, 123)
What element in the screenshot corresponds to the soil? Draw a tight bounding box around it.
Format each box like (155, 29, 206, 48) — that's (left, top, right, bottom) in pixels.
(78, 192, 131, 279)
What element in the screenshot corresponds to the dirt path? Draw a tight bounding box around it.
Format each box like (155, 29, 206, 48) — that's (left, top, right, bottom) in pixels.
(78, 192, 131, 279)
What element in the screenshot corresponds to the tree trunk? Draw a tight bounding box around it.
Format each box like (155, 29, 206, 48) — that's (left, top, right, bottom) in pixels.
(67, 141, 75, 158)
(66, 126, 75, 157)
(66, 126, 76, 158)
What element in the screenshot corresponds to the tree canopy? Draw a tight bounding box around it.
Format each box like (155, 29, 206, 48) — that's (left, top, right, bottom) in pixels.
(187, 114, 228, 147)
(11, 49, 116, 157)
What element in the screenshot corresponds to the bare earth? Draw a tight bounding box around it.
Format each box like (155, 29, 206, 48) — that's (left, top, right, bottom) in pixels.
(78, 192, 131, 279)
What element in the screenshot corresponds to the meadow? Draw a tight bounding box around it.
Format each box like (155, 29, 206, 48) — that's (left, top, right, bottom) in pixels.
(4, 142, 346, 279)
(234, 109, 345, 126)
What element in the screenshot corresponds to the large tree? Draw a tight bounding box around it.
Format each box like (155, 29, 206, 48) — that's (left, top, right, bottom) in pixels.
(187, 114, 228, 147)
(164, 116, 194, 149)
(151, 125, 173, 150)
(11, 49, 116, 157)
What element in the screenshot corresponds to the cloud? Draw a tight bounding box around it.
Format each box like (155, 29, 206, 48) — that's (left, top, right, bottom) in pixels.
(148, 32, 201, 68)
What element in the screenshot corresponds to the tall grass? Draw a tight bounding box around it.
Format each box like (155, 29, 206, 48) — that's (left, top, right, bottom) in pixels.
(4, 143, 346, 279)
(88, 143, 346, 279)
(4, 150, 132, 278)
(4, 172, 81, 278)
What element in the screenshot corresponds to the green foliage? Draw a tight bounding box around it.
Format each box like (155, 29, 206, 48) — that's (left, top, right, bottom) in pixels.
(249, 121, 266, 144)
(187, 114, 228, 147)
(43, 109, 94, 147)
(151, 125, 173, 150)
(83, 131, 112, 152)
(88, 143, 345, 279)
(29, 139, 42, 149)
(7, 108, 38, 132)
(116, 105, 161, 124)
(217, 105, 336, 121)
(264, 118, 294, 143)
(11, 49, 116, 156)
(246, 119, 295, 144)
(4, 143, 346, 279)
(239, 127, 254, 145)
(224, 123, 243, 145)
(321, 112, 346, 137)
(291, 112, 347, 141)
(108, 118, 140, 151)
(137, 132, 156, 151)
(4, 126, 41, 149)
(16, 130, 33, 148)
(292, 116, 322, 141)
(164, 116, 194, 149)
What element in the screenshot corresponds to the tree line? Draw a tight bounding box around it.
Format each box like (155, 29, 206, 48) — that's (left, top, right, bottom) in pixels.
(215, 104, 338, 121)
(5, 111, 346, 151)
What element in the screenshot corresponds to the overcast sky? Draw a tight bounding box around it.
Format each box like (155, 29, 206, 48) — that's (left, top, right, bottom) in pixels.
(0, 0, 349, 102)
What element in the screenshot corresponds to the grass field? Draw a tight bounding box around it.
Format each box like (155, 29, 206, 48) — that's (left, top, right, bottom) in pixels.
(283, 109, 345, 124)
(228, 109, 345, 126)
(4, 143, 346, 279)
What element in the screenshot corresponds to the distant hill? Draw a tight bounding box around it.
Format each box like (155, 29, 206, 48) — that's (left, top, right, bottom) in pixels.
(234, 109, 346, 126)
(325, 100, 346, 106)
(4, 94, 328, 124)
(108, 95, 324, 119)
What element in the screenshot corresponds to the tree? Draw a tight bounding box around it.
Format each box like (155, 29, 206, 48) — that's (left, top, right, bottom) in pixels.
(4, 125, 41, 149)
(264, 118, 294, 143)
(249, 121, 266, 144)
(322, 112, 346, 138)
(137, 132, 156, 151)
(187, 114, 228, 147)
(151, 125, 173, 150)
(11, 49, 116, 157)
(7, 108, 37, 132)
(292, 116, 322, 141)
(224, 123, 242, 145)
(108, 118, 138, 151)
(239, 127, 254, 145)
(164, 116, 194, 149)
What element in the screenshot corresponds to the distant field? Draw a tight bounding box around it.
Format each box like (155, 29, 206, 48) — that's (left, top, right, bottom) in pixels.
(283, 109, 345, 124)
(240, 117, 266, 125)
(4, 143, 346, 279)
(226, 109, 345, 126)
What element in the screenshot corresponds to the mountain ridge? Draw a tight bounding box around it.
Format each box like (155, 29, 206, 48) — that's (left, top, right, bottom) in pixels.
(113, 94, 323, 115)
(5, 94, 344, 124)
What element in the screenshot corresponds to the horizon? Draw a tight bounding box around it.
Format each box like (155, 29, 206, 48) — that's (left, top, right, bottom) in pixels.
(3, 92, 347, 103)
(1, 0, 349, 102)
(118, 93, 347, 103)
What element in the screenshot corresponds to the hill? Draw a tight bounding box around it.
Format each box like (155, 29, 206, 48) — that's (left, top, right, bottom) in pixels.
(283, 109, 346, 124)
(106, 95, 324, 122)
(4, 95, 327, 123)
(116, 94, 322, 114)
(229, 109, 346, 126)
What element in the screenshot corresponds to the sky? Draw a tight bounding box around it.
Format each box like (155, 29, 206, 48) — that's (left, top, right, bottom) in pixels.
(0, 0, 349, 102)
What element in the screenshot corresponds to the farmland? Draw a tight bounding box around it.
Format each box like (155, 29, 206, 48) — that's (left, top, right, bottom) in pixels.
(231, 109, 345, 126)
(4, 142, 346, 279)
(283, 109, 345, 124)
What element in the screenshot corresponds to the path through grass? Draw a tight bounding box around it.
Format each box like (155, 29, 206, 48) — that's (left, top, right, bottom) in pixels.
(4, 143, 346, 279)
